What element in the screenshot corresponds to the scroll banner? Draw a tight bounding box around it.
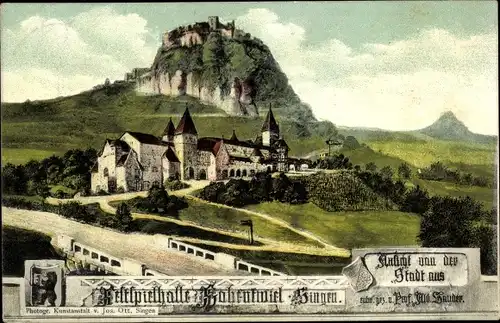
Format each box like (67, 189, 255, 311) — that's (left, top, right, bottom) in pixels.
(16, 248, 497, 317)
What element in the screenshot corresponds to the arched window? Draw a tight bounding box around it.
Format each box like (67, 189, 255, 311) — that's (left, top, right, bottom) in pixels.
(242, 169, 247, 177)
(199, 169, 207, 180)
(103, 168, 109, 177)
(236, 169, 241, 177)
(152, 166, 158, 172)
(250, 169, 256, 176)
(229, 169, 235, 177)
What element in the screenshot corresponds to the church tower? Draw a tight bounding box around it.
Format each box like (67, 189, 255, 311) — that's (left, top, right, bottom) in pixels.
(162, 117, 176, 142)
(261, 104, 280, 146)
(174, 107, 198, 180)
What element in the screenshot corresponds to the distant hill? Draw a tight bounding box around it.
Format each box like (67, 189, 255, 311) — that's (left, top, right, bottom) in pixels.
(415, 111, 497, 144)
(337, 111, 497, 145)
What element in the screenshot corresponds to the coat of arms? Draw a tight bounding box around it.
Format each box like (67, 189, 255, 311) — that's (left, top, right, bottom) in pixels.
(342, 256, 374, 292)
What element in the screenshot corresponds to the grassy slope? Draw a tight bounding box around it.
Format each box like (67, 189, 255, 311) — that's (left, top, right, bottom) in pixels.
(177, 199, 321, 247)
(2, 83, 325, 164)
(410, 178, 495, 211)
(246, 202, 421, 249)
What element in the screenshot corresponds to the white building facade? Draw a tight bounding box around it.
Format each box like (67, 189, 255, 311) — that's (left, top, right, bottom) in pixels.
(91, 107, 290, 193)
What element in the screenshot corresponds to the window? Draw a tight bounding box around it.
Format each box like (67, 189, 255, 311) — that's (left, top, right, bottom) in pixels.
(92, 252, 99, 259)
(152, 166, 158, 172)
(229, 169, 235, 177)
(83, 249, 90, 256)
(100, 256, 109, 263)
(242, 169, 247, 177)
(236, 169, 241, 177)
(103, 168, 109, 177)
(74, 245, 81, 252)
(111, 260, 121, 267)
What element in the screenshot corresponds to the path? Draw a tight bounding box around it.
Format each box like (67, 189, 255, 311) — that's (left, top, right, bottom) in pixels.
(45, 178, 350, 257)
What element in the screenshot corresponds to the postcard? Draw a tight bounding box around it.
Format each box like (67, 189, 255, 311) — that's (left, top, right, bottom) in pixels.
(1, 2, 498, 322)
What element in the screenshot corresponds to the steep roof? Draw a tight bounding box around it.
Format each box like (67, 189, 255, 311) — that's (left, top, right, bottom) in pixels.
(126, 132, 170, 146)
(116, 153, 129, 167)
(252, 147, 263, 157)
(162, 118, 176, 137)
(273, 138, 289, 150)
(197, 138, 224, 156)
(163, 147, 180, 162)
(98, 139, 130, 156)
(261, 106, 280, 133)
(175, 108, 198, 135)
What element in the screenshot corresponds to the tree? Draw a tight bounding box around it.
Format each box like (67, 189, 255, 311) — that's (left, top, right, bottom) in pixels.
(401, 185, 429, 214)
(116, 202, 133, 232)
(343, 136, 361, 150)
(365, 162, 377, 172)
(398, 163, 412, 181)
(147, 185, 170, 214)
(379, 166, 393, 179)
(1, 163, 28, 195)
(419, 196, 484, 248)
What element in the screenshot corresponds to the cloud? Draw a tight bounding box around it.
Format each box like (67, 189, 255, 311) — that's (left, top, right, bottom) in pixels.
(2, 69, 103, 102)
(1, 6, 157, 102)
(236, 8, 498, 135)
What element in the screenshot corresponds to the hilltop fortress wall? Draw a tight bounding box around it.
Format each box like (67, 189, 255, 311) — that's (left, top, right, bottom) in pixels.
(162, 16, 236, 50)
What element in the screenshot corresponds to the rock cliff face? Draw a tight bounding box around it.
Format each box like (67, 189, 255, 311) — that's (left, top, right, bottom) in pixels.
(135, 27, 315, 121)
(137, 70, 258, 116)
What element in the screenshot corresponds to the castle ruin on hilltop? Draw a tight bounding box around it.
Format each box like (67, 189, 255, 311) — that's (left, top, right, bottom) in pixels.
(123, 16, 259, 117)
(162, 16, 237, 49)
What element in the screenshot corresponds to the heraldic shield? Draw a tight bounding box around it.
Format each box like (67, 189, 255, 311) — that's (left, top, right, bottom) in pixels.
(342, 256, 374, 292)
(24, 260, 65, 307)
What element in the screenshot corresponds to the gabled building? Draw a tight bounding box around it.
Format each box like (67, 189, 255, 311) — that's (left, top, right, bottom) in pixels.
(91, 106, 290, 193)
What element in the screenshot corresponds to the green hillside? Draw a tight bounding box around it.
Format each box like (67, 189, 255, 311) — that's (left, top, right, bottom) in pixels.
(1, 82, 336, 165)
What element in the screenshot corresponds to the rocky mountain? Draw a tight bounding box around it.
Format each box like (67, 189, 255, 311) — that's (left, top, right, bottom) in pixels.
(417, 111, 497, 144)
(133, 17, 315, 122)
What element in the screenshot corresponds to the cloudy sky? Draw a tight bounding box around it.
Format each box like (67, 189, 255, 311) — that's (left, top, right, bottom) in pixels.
(1, 2, 498, 135)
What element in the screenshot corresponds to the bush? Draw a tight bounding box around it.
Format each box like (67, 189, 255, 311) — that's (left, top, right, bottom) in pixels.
(164, 179, 190, 191)
(400, 185, 430, 214)
(304, 171, 389, 212)
(116, 203, 133, 232)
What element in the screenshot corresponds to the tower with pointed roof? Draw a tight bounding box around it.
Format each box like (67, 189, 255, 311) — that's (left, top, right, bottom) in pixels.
(261, 104, 280, 147)
(162, 117, 176, 142)
(173, 107, 199, 180)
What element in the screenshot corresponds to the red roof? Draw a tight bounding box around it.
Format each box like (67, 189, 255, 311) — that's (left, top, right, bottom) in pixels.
(175, 108, 198, 135)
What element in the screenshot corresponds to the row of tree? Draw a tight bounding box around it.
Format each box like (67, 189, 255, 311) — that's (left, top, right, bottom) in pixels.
(198, 172, 307, 207)
(2, 148, 98, 197)
(419, 161, 491, 187)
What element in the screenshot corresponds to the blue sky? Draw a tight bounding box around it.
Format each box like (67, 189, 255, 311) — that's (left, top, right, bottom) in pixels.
(1, 2, 498, 134)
